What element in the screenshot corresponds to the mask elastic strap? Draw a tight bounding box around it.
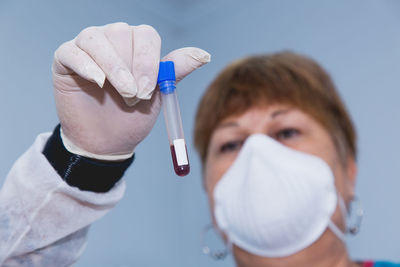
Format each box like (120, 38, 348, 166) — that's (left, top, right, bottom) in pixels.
(327, 193, 347, 243)
(328, 220, 346, 243)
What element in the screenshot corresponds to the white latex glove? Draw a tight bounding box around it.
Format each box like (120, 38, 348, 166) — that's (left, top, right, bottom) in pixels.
(52, 22, 210, 159)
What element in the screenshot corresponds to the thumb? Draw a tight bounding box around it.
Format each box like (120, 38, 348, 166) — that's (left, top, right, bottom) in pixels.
(162, 47, 211, 82)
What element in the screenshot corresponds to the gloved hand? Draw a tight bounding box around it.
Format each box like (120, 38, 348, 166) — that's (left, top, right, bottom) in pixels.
(52, 22, 210, 159)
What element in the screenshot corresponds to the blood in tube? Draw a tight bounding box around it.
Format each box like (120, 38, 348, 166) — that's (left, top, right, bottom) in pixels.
(170, 144, 190, 176)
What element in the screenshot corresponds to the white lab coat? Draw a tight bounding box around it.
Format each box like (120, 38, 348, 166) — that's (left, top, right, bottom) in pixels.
(0, 133, 125, 266)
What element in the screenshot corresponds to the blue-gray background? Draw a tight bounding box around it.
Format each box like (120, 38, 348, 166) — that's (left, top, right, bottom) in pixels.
(0, 0, 399, 266)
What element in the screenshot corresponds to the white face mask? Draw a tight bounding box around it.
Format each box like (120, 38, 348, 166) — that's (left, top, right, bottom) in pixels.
(213, 134, 346, 258)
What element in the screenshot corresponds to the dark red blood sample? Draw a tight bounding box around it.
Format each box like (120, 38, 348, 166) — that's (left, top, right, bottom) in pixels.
(170, 145, 190, 176)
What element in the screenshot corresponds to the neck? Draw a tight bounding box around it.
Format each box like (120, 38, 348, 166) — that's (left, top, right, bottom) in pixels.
(233, 230, 358, 267)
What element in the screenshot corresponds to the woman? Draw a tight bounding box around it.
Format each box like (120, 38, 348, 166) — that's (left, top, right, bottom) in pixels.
(0, 23, 396, 266)
(194, 52, 397, 267)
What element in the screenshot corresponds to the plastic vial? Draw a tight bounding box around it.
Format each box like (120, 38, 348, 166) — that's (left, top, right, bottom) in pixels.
(158, 61, 190, 176)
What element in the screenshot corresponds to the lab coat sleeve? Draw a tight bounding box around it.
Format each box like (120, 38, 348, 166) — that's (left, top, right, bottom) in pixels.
(0, 133, 126, 266)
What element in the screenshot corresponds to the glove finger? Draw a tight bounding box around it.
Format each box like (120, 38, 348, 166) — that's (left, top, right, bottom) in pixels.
(104, 22, 132, 71)
(53, 40, 106, 88)
(131, 24, 161, 100)
(75, 26, 137, 98)
(162, 47, 211, 82)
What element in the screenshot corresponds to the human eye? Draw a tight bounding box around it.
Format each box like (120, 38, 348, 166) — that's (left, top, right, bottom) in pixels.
(219, 140, 244, 154)
(274, 128, 300, 141)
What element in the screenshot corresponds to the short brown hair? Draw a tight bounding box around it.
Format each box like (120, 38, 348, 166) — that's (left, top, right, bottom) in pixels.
(194, 51, 356, 165)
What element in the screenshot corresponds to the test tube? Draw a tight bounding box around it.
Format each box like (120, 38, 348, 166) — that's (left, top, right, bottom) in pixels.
(157, 61, 190, 176)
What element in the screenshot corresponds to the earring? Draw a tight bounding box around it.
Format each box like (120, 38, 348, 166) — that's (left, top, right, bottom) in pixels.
(201, 224, 229, 260)
(347, 196, 364, 235)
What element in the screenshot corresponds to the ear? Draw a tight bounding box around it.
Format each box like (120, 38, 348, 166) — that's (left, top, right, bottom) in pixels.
(345, 156, 358, 199)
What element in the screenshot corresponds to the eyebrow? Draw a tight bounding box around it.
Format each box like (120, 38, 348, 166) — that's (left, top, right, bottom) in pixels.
(215, 121, 239, 130)
(271, 108, 292, 118)
(215, 108, 293, 130)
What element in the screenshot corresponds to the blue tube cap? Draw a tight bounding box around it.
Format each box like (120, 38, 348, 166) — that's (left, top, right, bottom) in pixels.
(157, 61, 176, 83)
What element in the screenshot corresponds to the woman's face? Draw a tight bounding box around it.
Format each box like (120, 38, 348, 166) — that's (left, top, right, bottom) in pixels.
(204, 104, 357, 260)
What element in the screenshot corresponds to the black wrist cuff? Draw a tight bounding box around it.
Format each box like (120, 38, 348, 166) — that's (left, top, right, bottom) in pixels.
(42, 125, 134, 193)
